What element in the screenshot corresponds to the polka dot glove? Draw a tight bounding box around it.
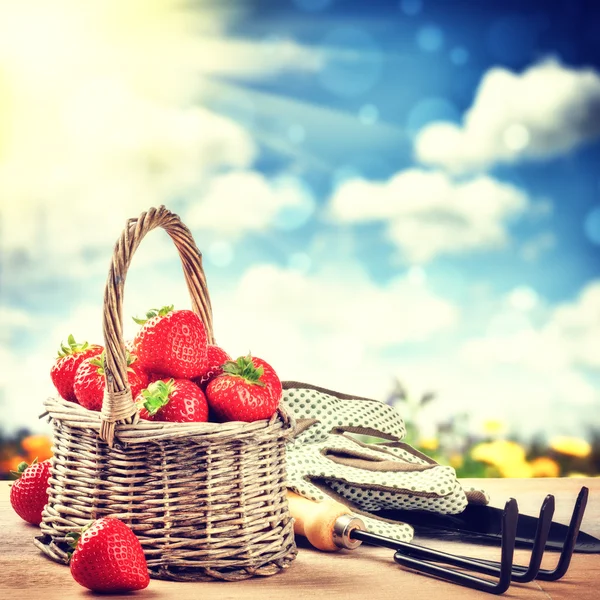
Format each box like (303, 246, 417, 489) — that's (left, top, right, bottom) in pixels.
(282, 382, 487, 543)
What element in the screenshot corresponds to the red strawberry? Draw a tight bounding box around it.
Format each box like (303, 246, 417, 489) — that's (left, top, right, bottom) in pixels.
(69, 517, 149, 593)
(193, 345, 231, 390)
(137, 379, 208, 423)
(74, 352, 149, 411)
(50, 335, 102, 402)
(206, 355, 282, 422)
(10, 459, 51, 525)
(133, 306, 208, 379)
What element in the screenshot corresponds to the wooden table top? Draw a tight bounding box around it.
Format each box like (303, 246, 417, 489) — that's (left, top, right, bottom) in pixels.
(1, 478, 598, 599)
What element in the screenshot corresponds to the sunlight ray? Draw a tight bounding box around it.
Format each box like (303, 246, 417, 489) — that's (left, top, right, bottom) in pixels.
(200, 78, 408, 172)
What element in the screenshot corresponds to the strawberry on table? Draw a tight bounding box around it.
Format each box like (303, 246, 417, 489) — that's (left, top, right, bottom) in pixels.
(206, 355, 282, 422)
(50, 335, 102, 402)
(193, 344, 232, 390)
(10, 458, 51, 525)
(133, 306, 208, 379)
(74, 351, 149, 412)
(137, 379, 208, 423)
(69, 517, 149, 593)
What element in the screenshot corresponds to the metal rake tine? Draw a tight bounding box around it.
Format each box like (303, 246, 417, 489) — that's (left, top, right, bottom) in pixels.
(470, 487, 588, 582)
(513, 486, 588, 581)
(453, 494, 555, 583)
(391, 498, 519, 595)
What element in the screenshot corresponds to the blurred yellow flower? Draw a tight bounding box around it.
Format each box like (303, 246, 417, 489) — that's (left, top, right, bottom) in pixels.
(549, 436, 591, 458)
(471, 440, 526, 467)
(449, 453, 463, 469)
(482, 419, 508, 437)
(419, 437, 439, 451)
(498, 461, 534, 478)
(530, 456, 560, 478)
(567, 472, 589, 478)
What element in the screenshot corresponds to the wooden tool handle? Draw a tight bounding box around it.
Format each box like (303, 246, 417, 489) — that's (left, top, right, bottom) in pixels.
(287, 491, 365, 551)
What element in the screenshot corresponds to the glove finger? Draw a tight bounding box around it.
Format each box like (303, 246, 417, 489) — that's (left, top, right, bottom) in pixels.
(288, 434, 435, 479)
(282, 383, 406, 443)
(356, 513, 414, 543)
(286, 440, 468, 513)
(335, 438, 436, 466)
(374, 441, 438, 466)
(328, 477, 468, 515)
(316, 435, 436, 471)
(462, 484, 490, 505)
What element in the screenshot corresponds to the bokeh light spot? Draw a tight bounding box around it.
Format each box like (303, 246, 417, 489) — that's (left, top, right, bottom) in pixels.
(318, 27, 383, 97)
(406, 96, 460, 136)
(400, 0, 422, 16)
(450, 46, 469, 65)
(273, 177, 316, 231)
(358, 103, 379, 125)
(584, 205, 600, 245)
(417, 25, 444, 52)
(507, 286, 539, 312)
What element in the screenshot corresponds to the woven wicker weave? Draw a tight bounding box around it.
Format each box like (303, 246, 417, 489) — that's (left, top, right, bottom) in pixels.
(35, 206, 297, 581)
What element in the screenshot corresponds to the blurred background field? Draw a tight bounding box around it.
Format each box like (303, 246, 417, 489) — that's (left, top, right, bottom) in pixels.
(1, 0, 599, 477)
(2, 381, 599, 478)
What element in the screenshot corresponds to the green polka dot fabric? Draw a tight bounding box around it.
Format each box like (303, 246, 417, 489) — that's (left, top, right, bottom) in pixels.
(282, 383, 489, 544)
(282, 385, 406, 444)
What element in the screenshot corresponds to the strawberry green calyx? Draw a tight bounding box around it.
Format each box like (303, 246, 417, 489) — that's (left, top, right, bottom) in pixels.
(132, 305, 174, 325)
(126, 350, 138, 372)
(89, 353, 106, 375)
(10, 458, 38, 479)
(56, 334, 94, 358)
(139, 379, 175, 415)
(222, 355, 266, 387)
(66, 521, 94, 552)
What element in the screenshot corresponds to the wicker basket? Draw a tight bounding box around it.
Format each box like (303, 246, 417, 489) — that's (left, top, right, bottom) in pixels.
(35, 206, 297, 581)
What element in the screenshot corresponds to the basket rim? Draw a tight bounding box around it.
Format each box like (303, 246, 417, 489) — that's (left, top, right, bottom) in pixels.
(44, 395, 293, 445)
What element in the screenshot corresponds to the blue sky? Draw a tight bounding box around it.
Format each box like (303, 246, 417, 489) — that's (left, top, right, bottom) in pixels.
(0, 0, 599, 441)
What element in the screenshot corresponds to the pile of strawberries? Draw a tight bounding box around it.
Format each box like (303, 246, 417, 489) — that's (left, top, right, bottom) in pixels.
(50, 305, 282, 424)
(8, 306, 284, 593)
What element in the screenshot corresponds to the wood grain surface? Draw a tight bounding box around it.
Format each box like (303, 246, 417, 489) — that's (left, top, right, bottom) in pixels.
(1, 478, 598, 599)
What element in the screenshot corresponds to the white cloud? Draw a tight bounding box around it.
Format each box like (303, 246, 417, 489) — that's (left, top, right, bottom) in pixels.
(186, 172, 315, 235)
(461, 280, 600, 372)
(211, 263, 458, 397)
(415, 59, 600, 173)
(329, 169, 528, 263)
(351, 281, 597, 439)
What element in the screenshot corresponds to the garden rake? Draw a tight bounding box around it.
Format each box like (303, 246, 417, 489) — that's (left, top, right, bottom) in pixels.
(288, 485, 591, 595)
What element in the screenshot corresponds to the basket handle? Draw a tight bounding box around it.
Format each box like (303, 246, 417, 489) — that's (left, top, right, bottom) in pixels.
(100, 205, 214, 446)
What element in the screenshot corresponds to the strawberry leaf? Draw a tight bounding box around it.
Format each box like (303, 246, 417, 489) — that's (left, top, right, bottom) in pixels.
(89, 353, 105, 375)
(140, 379, 175, 415)
(132, 305, 174, 325)
(56, 335, 97, 358)
(222, 355, 266, 386)
(9, 458, 36, 479)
